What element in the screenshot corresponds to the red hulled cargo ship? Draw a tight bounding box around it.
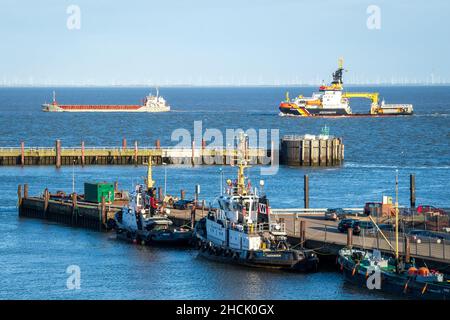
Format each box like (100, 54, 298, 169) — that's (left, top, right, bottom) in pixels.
(42, 90, 170, 113)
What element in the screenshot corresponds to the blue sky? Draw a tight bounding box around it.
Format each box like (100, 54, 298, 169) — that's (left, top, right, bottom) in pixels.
(1, 0, 449, 85)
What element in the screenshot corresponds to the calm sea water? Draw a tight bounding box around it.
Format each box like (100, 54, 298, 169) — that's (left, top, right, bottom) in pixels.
(0, 86, 449, 299)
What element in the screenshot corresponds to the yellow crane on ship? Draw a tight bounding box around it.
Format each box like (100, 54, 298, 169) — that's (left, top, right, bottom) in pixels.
(342, 92, 380, 114)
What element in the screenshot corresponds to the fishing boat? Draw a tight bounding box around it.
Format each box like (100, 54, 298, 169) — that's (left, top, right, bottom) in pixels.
(337, 172, 450, 299)
(279, 58, 413, 117)
(193, 133, 319, 272)
(113, 158, 192, 245)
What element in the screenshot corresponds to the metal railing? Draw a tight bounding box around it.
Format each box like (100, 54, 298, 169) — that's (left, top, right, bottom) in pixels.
(272, 214, 450, 262)
(271, 208, 364, 215)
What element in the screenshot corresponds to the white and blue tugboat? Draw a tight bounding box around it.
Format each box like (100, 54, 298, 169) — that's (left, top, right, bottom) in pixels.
(114, 158, 192, 245)
(193, 134, 319, 272)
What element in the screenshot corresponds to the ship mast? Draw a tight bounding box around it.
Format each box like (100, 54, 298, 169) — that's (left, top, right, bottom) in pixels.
(236, 133, 250, 196)
(395, 169, 399, 260)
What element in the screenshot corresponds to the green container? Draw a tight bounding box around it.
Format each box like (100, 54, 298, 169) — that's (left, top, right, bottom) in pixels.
(84, 182, 115, 203)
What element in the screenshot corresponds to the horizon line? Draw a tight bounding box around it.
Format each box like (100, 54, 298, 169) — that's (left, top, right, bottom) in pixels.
(1, 83, 450, 88)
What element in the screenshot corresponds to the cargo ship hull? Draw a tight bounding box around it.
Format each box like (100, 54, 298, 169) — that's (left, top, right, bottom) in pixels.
(42, 104, 168, 112)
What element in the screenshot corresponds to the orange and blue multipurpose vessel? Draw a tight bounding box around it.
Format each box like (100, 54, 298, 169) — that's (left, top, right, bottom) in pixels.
(279, 59, 413, 117)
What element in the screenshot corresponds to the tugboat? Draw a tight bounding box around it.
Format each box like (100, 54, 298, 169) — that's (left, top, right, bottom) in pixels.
(193, 134, 319, 272)
(114, 158, 192, 245)
(279, 58, 413, 117)
(338, 172, 450, 299)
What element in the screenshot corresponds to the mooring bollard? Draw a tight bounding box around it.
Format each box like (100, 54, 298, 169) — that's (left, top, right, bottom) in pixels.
(304, 175, 309, 209)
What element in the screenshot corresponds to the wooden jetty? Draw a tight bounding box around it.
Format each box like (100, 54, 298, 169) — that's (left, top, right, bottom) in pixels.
(17, 184, 122, 231)
(0, 136, 344, 167)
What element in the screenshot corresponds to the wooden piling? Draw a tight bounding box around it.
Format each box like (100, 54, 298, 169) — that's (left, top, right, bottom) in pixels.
(347, 228, 353, 248)
(20, 141, 25, 166)
(43, 188, 49, 213)
(71, 192, 77, 225)
(134, 141, 138, 165)
(190, 203, 196, 228)
(155, 139, 160, 149)
(17, 185, 22, 208)
(55, 139, 61, 168)
(304, 175, 309, 209)
(23, 184, 28, 199)
(81, 141, 85, 166)
(410, 174, 416, 209)
(101, 196, 106, 230)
